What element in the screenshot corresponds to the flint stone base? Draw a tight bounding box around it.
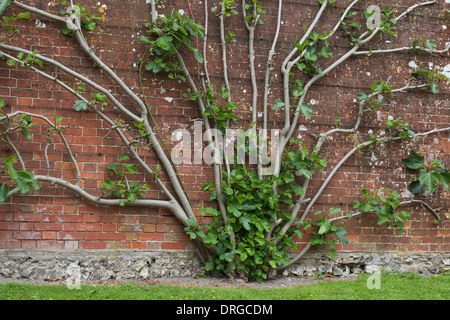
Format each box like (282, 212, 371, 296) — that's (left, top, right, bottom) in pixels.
(0, 249, 449, 282)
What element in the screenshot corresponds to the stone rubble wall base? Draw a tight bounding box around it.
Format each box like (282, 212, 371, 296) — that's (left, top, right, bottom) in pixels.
(0, 249, 449, 282)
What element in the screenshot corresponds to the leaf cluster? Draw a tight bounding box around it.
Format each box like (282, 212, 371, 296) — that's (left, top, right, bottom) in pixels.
(402, 151, 450, 194)
(100, 154, 151, 206)
(140, 9, 205, 81)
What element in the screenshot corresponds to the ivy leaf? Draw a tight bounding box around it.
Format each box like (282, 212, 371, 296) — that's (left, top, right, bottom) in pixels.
(402, 150, 425, 170)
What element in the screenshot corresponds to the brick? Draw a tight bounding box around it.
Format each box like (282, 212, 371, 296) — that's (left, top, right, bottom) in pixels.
(139, 233, 164, 241)
(76, 224, 102, 232)
(57, 232, 84, 240)
(79, 241, 107, 249)
(161, 242, 186, 250)
(98, 232, 125, 240)
(13, 231, 41, 240)
(13, 213, 42, 222)
(42, 231, 56, 240)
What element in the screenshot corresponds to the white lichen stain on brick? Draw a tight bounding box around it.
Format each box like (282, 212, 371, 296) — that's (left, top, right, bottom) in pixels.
(408, 60, 418, 69)
(35, 19, 46, 28)
(441, 64, 450, 79)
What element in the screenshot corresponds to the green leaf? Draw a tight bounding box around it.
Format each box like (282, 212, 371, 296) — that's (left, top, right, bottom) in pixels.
(240, 215, 252, 231)
(107, 163, 119, 171)
(101, 179, 114, 190)
(320, 46, 332, 58)
(441, 172, 450, 189)
(61, 26, 73, 36)
(293, 185, 304, 195)
(412, 69, 430, 76)
(300, 103, 313, 119)
(185, 217, 196, 226)
(124, 164, 137, 174)
(205, 262, 214, 271)
(377, 215, 389, 225)
(16, 12, 30, 19)
(425, 39, 436, 51)
(74, 100, 88, 111)
(127, 192, 137, 203)
(139, 35, 152, 43)
(227, 200, 242, 217)
(118, 154, 130, 162)
(430, 82, 439, 94)
(408, 180, 426, 194)
(318, 221, 330, 235)
(336, 228, 349, 245)
(402, 150, 425, 170)
(299, 168, 314, 179)
(145, 61, 162, 73)
(271, 99, 285, 111)
(356, 93, 368, 101)
(360, 202, 372, 212)
(204, 232, 218, 244)
(419, 170, 441, 193)
(398, 211, 410, 221)
(0, 184, 9, 204)
(192, 48, 203, 63)
(156, 35, 173, 50)
(328, 249, 336, 260)
(438, 73, 450, 82)
(204, 207, 219, 216)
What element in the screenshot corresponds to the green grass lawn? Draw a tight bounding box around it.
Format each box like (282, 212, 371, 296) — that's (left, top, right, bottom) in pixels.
(0, 273, 449, 300)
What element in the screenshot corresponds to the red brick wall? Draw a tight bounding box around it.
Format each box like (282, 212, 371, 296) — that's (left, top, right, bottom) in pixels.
(0, 0, 449, 254)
